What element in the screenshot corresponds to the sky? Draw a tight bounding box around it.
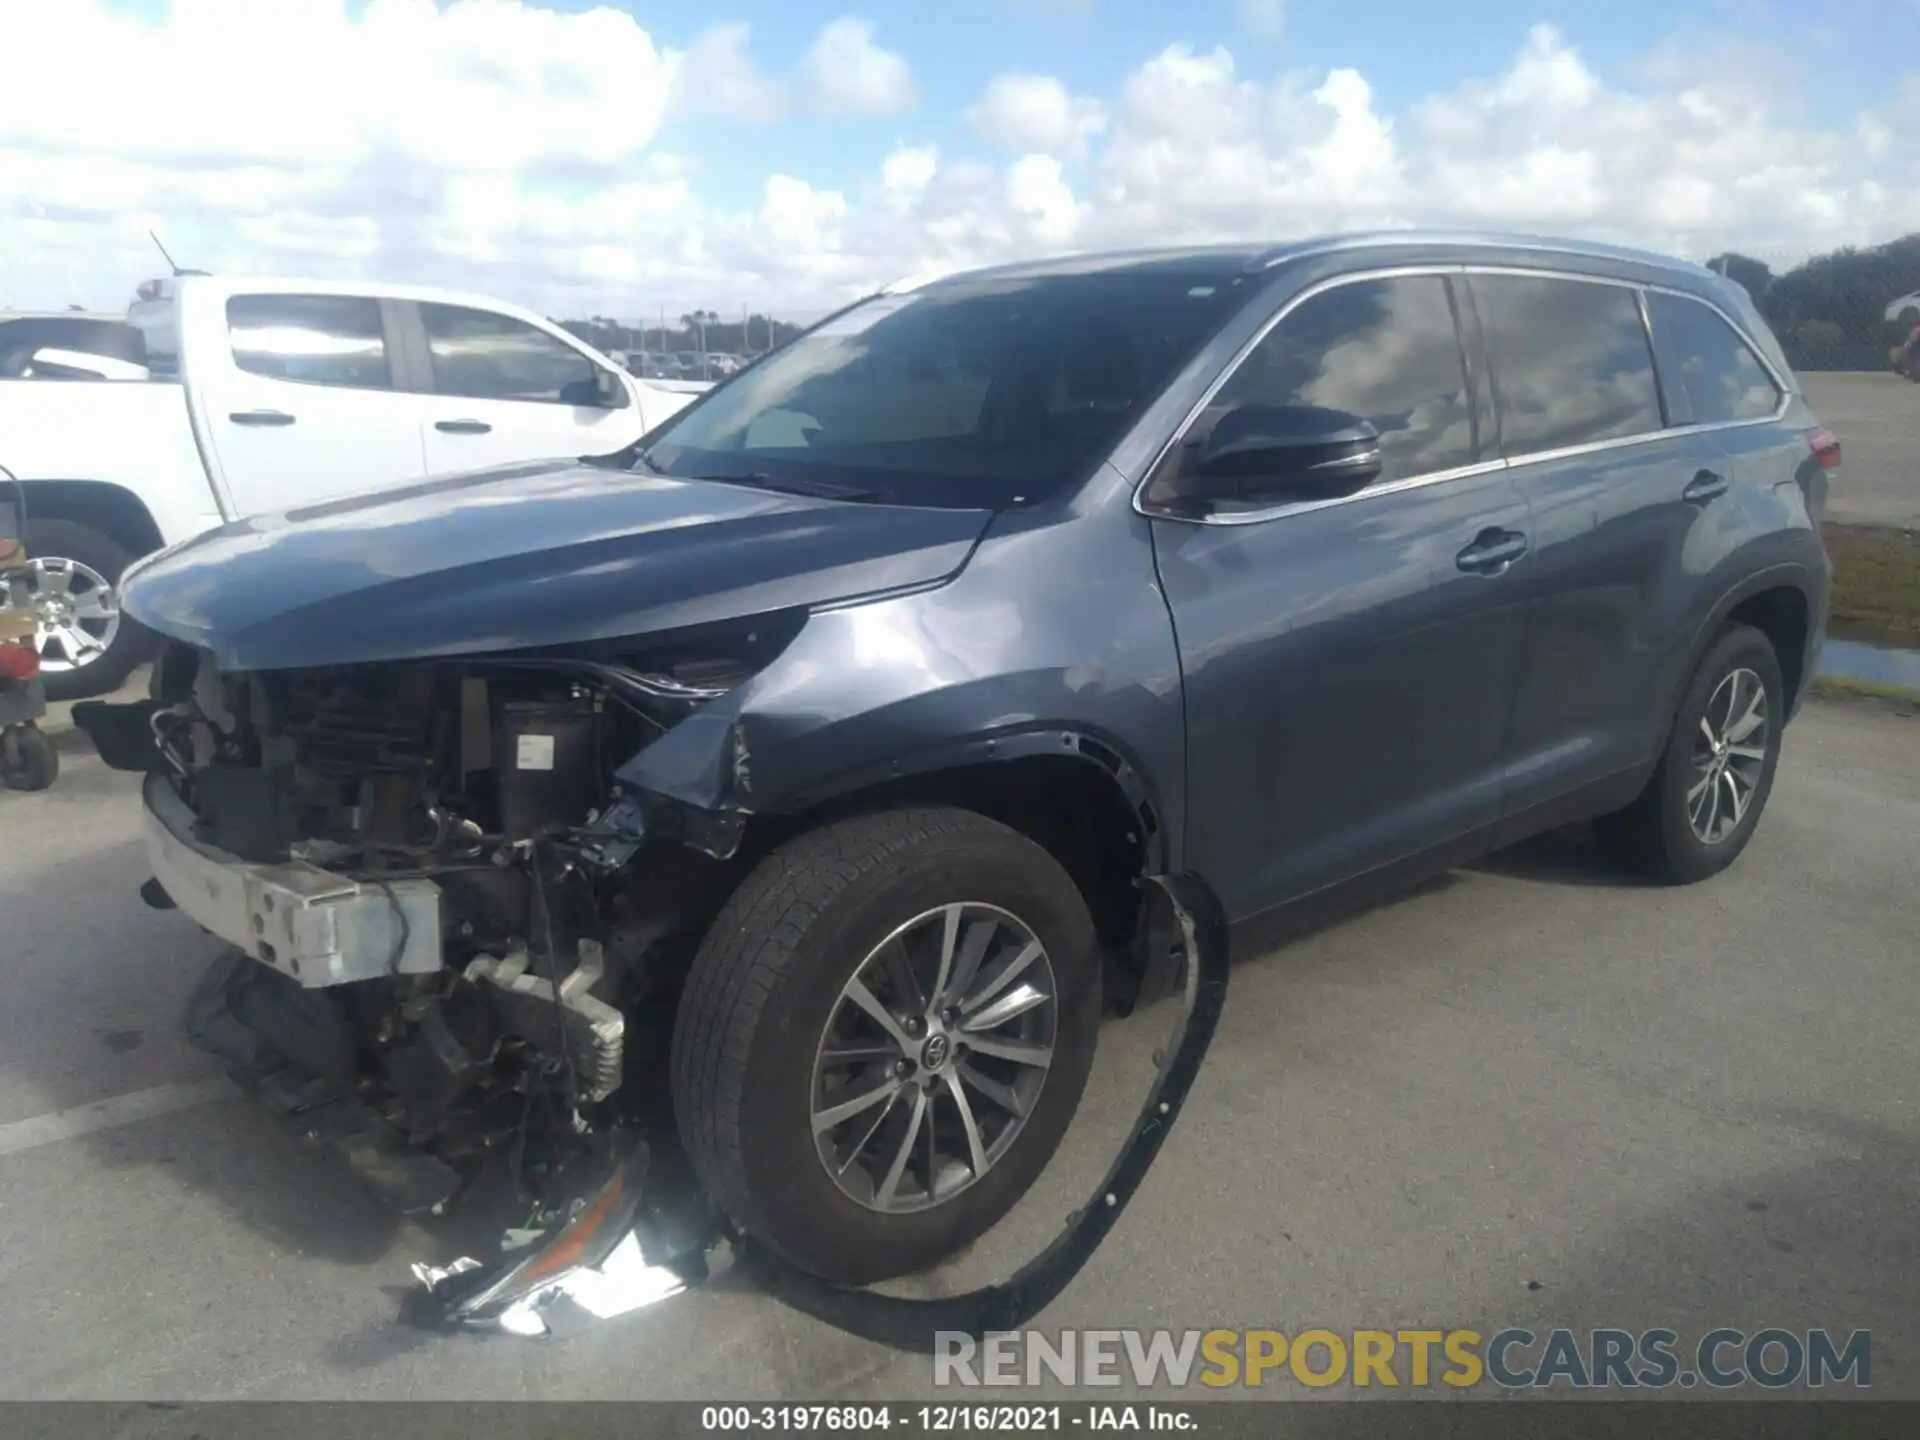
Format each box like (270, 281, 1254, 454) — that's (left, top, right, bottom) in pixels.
(1, 0, 1915, 321)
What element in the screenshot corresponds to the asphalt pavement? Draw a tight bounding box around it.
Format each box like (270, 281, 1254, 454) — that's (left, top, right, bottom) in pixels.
(1, 697, 1915, 1402)
(1802, 371, 1920, 530)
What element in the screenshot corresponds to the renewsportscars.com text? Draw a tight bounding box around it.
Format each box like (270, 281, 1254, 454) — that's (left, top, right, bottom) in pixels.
(933, 1327, 1871, 1390)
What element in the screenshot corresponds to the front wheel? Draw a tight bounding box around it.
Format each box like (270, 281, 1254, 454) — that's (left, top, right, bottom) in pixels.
(671, 806, 1101, 1286)
(1596, 623, 1785, 884)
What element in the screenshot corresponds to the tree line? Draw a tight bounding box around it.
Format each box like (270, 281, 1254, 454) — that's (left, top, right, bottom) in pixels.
(553, 310, 808, 358)
(1708, 233, 1920, 370)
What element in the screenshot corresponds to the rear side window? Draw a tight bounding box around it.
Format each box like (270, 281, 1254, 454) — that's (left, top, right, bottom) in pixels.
(1471, 275, 1662, 455)
(1203, 274, 1478, 484)
(1647, 291, 1783, 425)
(227, 295, 390, 390)
(420, 304, 599, 405)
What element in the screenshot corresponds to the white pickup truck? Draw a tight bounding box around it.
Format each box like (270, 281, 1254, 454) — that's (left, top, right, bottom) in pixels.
(0, 277, 704, 697)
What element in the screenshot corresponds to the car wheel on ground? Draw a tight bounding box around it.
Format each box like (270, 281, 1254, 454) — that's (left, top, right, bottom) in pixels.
(1596, 622, 1785, 884)
(670, 805, 1101, 1286)
(15, 520, 149, 700)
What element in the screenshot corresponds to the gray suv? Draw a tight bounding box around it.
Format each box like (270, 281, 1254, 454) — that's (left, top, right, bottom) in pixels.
(79, 232, 1837, 1298)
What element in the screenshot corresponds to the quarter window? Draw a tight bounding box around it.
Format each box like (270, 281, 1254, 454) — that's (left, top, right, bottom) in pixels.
(420, 304, 601, 405)
(1471, 275, 1663, 455)
(1197, 275, 1478, 486)
(227, 294, 390, 390)
(1647, 291, 1782, 425)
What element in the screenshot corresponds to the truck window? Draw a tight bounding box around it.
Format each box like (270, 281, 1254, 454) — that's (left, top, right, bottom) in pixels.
(227, 295, 391, 390)
(420, 304, 599, 405)
(1469, 274, 1663, 455)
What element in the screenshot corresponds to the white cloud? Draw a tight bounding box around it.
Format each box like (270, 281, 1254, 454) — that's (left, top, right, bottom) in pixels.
(968, 74, 1107, 156)
(1239, 0, 1286, 38)
(798, 18, 916, 118)
(676, 23, 787, 123)
(1, 6, 1914, 322)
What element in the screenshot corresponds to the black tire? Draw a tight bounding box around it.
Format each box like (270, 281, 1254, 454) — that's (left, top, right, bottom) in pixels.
(671, 806, 1101, 1286)
(1596, 623, 1785, 884)
(21, 519, 150, 700)
(1, 724, 58, 792)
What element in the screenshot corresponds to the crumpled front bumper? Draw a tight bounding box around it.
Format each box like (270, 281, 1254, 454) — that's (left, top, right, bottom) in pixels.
(142, 772, 443, 987)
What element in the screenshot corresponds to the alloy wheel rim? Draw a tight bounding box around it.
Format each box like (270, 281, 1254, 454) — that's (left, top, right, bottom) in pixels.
(1687, 666, 1769, 845)
(3, 557, 121, 674)
(811, 901, 1058, 1214)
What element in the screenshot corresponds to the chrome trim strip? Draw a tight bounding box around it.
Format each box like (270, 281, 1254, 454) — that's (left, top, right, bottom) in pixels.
(1132, 259, 1794, 528)
(1155, 458, 1510, 527)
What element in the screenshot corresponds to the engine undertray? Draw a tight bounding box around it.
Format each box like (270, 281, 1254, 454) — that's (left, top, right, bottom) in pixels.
(184, 950, 464, 1215)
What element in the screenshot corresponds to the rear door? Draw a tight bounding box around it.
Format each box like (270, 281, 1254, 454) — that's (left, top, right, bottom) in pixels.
(189, 290, 428, 517)
(1146, 269, 1534, 921)
(1470, 271, 1747, 807)
(409, 303, 647, 474)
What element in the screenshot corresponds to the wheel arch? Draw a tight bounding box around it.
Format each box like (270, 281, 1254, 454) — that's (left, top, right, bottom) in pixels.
(1663, 563, 1820, 731)
(735, 729, 1176, 1009)
(19, 479, 165, 557)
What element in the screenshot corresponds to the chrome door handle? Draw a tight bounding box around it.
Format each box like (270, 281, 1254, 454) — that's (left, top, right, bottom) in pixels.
(1456, 530, 1529, 574)
(1683, 469, 1729, 504)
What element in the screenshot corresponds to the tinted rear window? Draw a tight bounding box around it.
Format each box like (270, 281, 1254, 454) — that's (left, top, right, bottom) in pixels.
(1471, 275, 1663, 455)
(642, 271, 1257, 507)
(1647, 291, 1782, 425)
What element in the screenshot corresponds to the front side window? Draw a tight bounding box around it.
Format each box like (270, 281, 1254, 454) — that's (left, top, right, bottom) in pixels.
(1470, 274, 1663, 454)
(1190, 274, 1478, 487)
(228, 294, 390, 390)
(641, 270, 1256, 508)
(420, 304, 600, 405)
(1647, 291, 1783, 425)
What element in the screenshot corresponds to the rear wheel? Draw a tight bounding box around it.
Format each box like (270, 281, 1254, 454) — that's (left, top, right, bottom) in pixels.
(1596, 623, 1784, 884)
(671, 806, 1101, 1286)
(13, 520, 150, 700)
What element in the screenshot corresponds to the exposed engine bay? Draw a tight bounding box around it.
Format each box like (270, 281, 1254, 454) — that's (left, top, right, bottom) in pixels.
(133, 629, 787, 1205)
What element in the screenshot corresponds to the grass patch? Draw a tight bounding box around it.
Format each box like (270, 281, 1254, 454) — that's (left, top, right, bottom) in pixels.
(1824, 524, 1920, 642)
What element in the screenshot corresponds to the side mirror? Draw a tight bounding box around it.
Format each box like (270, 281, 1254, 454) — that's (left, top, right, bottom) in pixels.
(593, 368, 629, 409)
(564, 370, 629, 409)
(1180, 404, 1383, 505)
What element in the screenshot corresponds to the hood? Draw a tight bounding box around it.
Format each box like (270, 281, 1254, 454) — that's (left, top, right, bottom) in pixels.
(121, 459, 993, 671)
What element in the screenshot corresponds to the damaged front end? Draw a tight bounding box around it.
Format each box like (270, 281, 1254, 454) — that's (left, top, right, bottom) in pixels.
(82, 626, 786, 1269)
(74, 459, 1229, 1345)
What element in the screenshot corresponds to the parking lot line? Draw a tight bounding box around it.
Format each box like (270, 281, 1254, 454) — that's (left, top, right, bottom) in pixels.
(0, 1078, 228, 1159)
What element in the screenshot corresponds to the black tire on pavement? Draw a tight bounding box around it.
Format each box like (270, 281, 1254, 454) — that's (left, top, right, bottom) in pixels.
(1596, 623, 1785, 884)
(20, 519, 151, 700)
(670, 805, 1102, 1287)
(1, 723, 58, 792)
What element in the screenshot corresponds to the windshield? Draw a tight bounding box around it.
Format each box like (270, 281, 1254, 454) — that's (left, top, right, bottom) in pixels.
(639, 269, 1255, 508)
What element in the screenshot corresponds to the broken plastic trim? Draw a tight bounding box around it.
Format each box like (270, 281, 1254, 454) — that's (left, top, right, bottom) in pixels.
(744, 870, 1228, 1350)
(411, 1141, 659, 1335)
(410, 871, 1227, 1345)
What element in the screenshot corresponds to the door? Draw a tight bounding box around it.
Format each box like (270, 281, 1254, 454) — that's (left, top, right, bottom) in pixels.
(1469, 272, 1737, 806)
(197, 293, 429, 516)
(412, 303, 646, 475)
(1146, 271, 1534, 922)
